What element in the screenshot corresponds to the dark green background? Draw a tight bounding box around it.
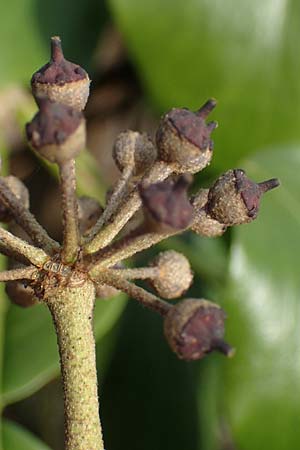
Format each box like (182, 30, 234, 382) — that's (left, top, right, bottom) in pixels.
(0, 1, 299, 449)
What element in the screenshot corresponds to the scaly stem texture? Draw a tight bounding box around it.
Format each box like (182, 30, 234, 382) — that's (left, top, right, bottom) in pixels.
(46, 280, 104, 450)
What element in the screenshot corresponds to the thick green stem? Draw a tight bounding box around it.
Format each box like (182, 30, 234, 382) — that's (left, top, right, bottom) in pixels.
(45, 280, 104, 450)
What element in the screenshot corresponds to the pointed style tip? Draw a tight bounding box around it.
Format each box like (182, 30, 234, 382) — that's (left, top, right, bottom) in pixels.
(214, 339, 235, 358)
(259, 178, 280, 194)
(207, 120, 218, 131)
(196, 98, 217, 118)
(51, 36, 64, 63)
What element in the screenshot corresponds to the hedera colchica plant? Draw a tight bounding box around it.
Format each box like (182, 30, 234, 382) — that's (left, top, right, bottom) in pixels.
(0, 37, 279, 450)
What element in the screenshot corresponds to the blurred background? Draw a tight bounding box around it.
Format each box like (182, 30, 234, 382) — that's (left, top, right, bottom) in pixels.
(0, 0, 300, 449)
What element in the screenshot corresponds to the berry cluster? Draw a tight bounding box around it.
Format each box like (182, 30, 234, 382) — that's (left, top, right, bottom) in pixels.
(0, 37, 279, 363)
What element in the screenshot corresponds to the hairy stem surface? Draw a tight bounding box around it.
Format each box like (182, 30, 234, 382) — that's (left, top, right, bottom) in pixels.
(84, 161, 173, 253)
(111, 267, 158, 280)
(88, 227, 179, 272)
(0, 227, 48, 266)
(91, 165, 133, 234)
(93, 270, 171, 316)
(59, 159, 80, 263)
(45, 280, 104, 450)
(0, 266, 37, 281)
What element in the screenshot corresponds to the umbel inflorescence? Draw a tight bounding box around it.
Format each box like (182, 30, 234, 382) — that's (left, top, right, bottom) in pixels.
(0, 37, 279, 450)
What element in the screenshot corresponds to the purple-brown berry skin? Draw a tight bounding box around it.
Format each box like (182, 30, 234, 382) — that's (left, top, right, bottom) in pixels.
(164, 298, 232, 360)
(6, 281, 37, 308)
(26, 100, 85, 164)
(207, 169, 280, 226)
(139, 176, 193, 230)
(156, 99, 217, 174)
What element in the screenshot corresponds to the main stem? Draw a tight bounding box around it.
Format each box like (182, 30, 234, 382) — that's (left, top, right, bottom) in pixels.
(46, 280, 104, 450)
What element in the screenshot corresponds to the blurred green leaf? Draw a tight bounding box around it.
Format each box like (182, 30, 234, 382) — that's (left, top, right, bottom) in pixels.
(109, 0, 300, 170)
(0, 0, 107, 87)
(102, 301, 199, 450)
(0, 0, 45, 88)
(3, 420, 51, 450)
(218, 147, 300, 449)
(196, 358, 222, 450)
(2, 294, 127, 406)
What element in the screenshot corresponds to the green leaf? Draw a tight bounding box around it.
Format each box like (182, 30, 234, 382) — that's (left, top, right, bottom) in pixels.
(3, 420, 51, 450)
(0, 0, 107, 87)
(219, 147, 300, 449)
(109, 0, 300, 170)
(0, 0, 45, 88)
(196, 359, 222, 450)
(2, 294, 127, 406)
(102, 301, 199, 450)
